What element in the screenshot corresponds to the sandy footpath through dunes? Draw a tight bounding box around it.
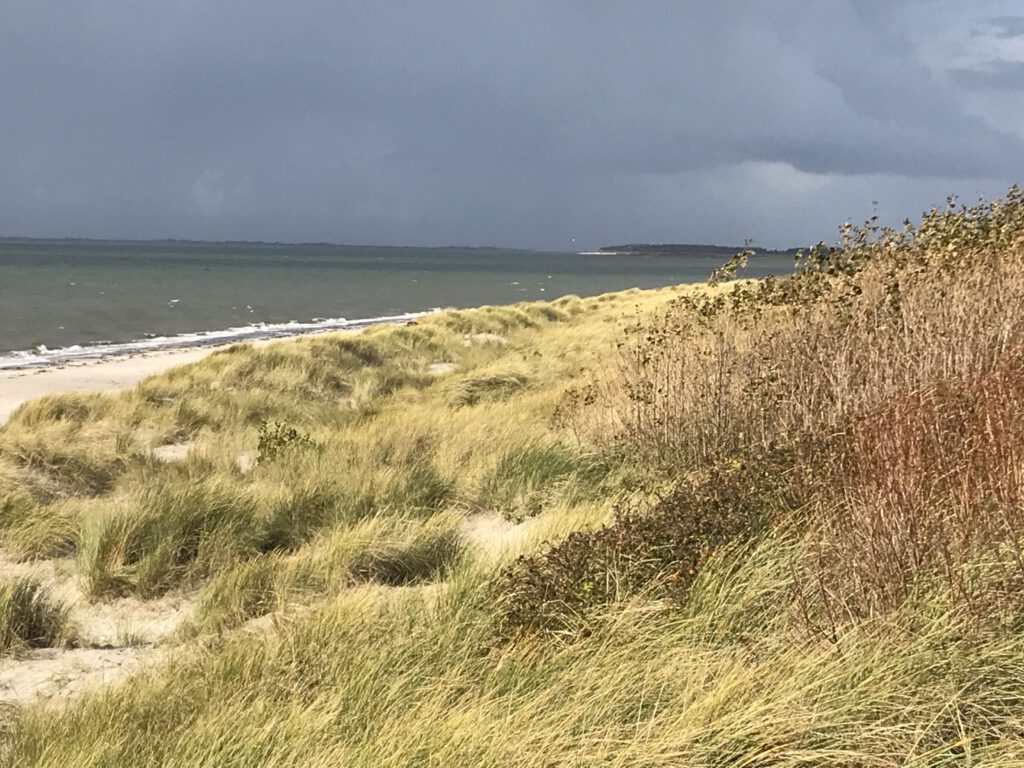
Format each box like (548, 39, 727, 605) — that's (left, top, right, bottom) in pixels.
(0, 553, 194, 705)
(0, 346, 243, 702)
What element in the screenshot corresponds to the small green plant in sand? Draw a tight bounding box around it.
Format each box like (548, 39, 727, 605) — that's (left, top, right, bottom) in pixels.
(256, 421, 316, 464)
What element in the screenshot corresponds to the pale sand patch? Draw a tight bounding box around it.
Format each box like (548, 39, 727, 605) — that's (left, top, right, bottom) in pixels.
(460, 513, 539, 559)
(426, 361, 456, 376)
(153, 441, 255, 472)
(0, 553, 194, 647)
(74, 595, 193, 648)
(0, 647, 159, 705)
(0, 552, 194, 705)
(151, 442, 193, 462)
(236, 450, 257, 474)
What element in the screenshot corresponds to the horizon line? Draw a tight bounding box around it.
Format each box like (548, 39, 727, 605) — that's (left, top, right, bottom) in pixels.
(0, 234, 797, 253)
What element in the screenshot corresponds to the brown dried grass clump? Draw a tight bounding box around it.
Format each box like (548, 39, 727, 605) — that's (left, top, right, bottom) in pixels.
(576, 189, 1024, 472)
(566, 188, 1024, 633)
(802, 350, 1024, 635)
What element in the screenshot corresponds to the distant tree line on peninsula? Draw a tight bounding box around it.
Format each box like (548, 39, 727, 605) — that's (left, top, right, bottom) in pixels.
(595, 243, 799, 257)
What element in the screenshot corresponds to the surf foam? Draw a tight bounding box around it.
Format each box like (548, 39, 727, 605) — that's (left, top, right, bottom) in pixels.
(0, 311, 436, 370)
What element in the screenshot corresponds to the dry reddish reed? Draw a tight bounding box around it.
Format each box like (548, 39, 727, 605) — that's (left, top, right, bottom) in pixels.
(590, 250, 1024, 471)
(573, 188, 1024, 630)
(804, 350, 1024, 633)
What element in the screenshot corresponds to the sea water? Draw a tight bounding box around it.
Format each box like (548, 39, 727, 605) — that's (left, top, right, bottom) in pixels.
(0, 239, 791, 369)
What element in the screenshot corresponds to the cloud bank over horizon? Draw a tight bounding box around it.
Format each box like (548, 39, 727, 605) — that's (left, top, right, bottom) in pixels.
(1, 1, 1022, 250)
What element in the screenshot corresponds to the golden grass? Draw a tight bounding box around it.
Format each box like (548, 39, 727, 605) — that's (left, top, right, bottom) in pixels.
(12, 533, 1024, 766)
(0, 577, 75, 654)
(4, 190, 1024, 766)
(0, 290, 678, 590)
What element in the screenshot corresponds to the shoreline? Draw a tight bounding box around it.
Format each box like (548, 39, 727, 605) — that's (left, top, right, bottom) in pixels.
(0, 310, 436, 373)
(0, 316, 419, 426)
(0, 281, 701, 426)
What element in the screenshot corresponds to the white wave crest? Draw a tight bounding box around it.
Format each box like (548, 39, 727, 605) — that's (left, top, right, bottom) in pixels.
(0, 310, 438, 371)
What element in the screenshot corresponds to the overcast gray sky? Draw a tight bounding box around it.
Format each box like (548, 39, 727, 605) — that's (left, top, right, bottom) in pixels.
(1, 1, 1022, 249)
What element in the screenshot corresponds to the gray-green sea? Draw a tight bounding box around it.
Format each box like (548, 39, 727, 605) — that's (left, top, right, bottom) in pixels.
(0, 239, 791, 368)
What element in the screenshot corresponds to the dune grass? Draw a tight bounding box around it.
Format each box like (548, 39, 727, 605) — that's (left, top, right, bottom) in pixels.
(0, 294, 649, 597)
(0, 577, 74, 654)
(11, 537, 1024, 766)
(4, 191, 1024, 764)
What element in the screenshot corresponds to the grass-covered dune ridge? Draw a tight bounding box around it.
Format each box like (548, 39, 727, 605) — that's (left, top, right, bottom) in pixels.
(0, 294, 630, 594)
(2, 189, 1024, 764)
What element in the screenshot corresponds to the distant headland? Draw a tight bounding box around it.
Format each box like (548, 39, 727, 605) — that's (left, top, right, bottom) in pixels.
(580, 243, 800, 257)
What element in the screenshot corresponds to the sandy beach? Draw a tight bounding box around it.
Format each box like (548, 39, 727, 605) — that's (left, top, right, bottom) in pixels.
(0, 347, 221, 426)
(0, 312, 421, 427)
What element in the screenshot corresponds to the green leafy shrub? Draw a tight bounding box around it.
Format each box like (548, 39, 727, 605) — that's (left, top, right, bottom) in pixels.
(256, 421, 316, 464)
(492, 450, 801, 639)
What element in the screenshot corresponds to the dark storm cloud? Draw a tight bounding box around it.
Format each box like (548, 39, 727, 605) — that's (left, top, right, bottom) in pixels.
(0, 1, 1020, 249)
(950, 61, 1024, 90)
(987, 15, 1024, 38)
